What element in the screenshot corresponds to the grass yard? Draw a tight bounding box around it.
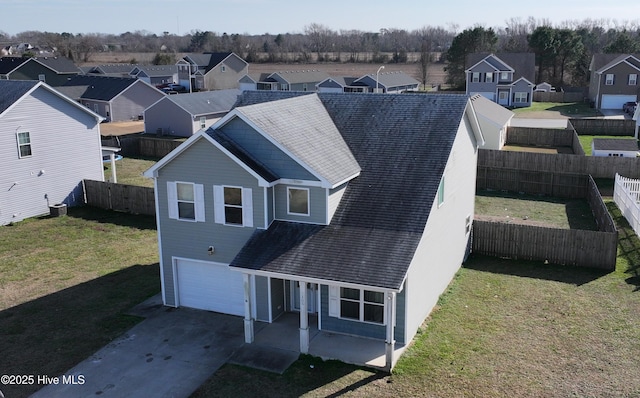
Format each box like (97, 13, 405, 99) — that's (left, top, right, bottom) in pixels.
(474, 190, 598, 230)
(0, 207, 160, 397)
(513, 102, 601, 117)
(103, 155, 158, 187)
(192, 201, 640, 398)
(577, 135, 637, 156)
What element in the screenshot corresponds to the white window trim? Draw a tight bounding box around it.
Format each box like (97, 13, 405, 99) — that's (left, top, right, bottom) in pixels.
(287, 187, 310, 216)
(629, 74, 637, 85)
(471, 72, 480, 83)
(199, 116, 206, 129)
(16, 131, 32, 158)
(485, 72, 493, 83)
(329, 286, 386, 325)
(500, 71, 509, 80)
(214, 185, 253, 227)
(38, 74, 46, 82)
(437, 176, 445, 207)
(514, 92, 528, 103)
(605, 74, 615, 85)
(167, 181, 205, 222)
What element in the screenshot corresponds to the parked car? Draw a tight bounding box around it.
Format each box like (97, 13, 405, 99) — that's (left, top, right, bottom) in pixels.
(622, 101, 637, 114)
(162, 84, 185, 93)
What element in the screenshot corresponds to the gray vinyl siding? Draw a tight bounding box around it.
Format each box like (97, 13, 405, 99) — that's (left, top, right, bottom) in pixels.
(467, 62, 498, 95)
(319, 285, 386, 340)
(267, 186, 274, 224)
(511, 79, 532, 107)
(255, 276, 269, 321)
(0, 86, 103, 225)
(220, 117, 319, 181)
(394, 288, 406, 344)
(328, 183, 348, 222)
(274, 184, 327, 224)
(204, 59, 247, 90)
(111, 83, 164, 122)
(155, 138, 264, 305)
(271, 278, 285, 320)
(144, 98, 193, 136)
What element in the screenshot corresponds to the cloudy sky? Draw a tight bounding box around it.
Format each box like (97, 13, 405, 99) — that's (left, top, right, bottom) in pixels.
(2, 0, 638, 36)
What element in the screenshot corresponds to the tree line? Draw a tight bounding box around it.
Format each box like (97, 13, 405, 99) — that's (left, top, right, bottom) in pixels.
(2, 17, 640, 89)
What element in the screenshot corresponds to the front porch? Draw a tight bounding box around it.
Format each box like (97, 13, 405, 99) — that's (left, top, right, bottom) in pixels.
(252, 312, 407, 371)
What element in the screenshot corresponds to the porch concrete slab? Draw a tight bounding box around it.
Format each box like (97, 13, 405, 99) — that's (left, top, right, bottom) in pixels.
(309, 332, 407, 370)
(228, 344, 300, 374)
(32, 298, 246, 398)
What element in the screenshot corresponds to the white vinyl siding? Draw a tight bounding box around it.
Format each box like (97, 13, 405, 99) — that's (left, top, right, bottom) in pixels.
(167, 181, 205, 222)
(214, 185, 253, 227)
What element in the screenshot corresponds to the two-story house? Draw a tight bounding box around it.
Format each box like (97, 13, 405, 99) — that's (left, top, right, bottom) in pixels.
(0, 56, 81, 86)
(143, 91, 484, 371)
(0, 80, 104, 225)
(176, 52, 248, 92)
(588, 53, 640, 109)
(465, 53, 535, 108)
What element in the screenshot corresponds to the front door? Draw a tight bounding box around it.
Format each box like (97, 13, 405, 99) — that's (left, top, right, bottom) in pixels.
(292, 282, 317, 313)
(498, 90, 509, 105)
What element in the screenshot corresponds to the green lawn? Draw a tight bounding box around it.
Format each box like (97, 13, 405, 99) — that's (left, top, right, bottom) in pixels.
(193, 201, 640, 398)
(513, 102, 601, 117)
(103, 156, 158, 187)
(0, 208, 160, 397)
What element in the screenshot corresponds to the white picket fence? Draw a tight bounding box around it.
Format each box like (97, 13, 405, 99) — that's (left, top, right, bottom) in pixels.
(614, 173, 640, 237)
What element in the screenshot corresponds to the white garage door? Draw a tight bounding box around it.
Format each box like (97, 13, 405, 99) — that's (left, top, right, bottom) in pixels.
(175, 259, 244, 316)
(601, 94, 637, 110)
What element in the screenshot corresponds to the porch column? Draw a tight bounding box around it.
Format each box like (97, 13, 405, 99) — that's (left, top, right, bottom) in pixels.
(243, 273, 254, 343)
(299, 282, 309, 354)
(385, 291, 396, 372)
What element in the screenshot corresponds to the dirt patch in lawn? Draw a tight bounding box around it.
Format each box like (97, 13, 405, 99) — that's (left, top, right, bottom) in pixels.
(100, 121, 144, 136)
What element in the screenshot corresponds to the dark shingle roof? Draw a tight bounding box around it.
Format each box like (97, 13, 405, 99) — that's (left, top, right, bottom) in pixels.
(0, 56, 28, 74)
(230, 92, 470, 290)
(35, 56, 81, 74)
(0, 80, 39, 115)
(593, 138, 640, 151)
(167, 89, 240, 116)
(61, 75, 139, 101)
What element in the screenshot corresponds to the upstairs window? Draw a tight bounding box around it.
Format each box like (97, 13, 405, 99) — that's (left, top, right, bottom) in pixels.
(17, 131, 32, 158)
(214, 185, 253, 227)
(629, 74, 637, 85)
(200, 117, 206, 129)
(288, 187, 309, 216)
(605, 74, 615, 85)
(167, 182, 205, 222)
(221, 65, 226, 72)
(485, 72, 493, 83)
(471, 72, 480, 83)
(500, 71, 509, 81)
(38, 74, 46, 82)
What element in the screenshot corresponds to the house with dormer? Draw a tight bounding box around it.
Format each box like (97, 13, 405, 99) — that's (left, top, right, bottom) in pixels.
(176, 52, 248, 92)
(143, 91, 484, 371)
(465, 53, 535, 108)
(588, 53, 640, 109)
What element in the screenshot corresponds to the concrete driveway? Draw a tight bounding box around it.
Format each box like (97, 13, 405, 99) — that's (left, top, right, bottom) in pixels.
(31, 295, 246, 398)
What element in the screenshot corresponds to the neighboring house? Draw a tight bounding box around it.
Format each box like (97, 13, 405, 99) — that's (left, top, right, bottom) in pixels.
(57, 75, 165, 122)
(144, 89, 241, 137)
(315, 76, 358, 93)
(592, 138, 639, 157)
(143, 91, 485, 371)
(588, 54, 640, 109)
(470, 94, 515, 150)
(253, 70, 330, 92)
(0, 56, 81, 86)
(176, 52, 248, 92)
(84, 64, 138, 77)
(131, 65, 178, 87)
(465, 53, 535, 108)
(347, 71, 420, 93)
(0, 80, 104, 225)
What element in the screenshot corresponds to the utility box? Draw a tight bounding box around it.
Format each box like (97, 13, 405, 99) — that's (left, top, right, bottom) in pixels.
(49, 203, 67, 217)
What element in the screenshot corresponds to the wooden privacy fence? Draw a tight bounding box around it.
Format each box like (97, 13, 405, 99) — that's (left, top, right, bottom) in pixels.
(568, 119, 636, 136)
(533, 91, 586, 103)
(614, 173, 640, 237)
(476, 167, 588, 198)
(479, 149, 640, 179)
(102, 135, 184, 158)
(83, 180, 155, 216)
(472, 221, 617, 270)
(506, 126, 585, 155)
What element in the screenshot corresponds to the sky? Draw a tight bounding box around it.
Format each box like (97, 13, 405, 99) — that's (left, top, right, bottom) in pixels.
(2, 0, 639, 37)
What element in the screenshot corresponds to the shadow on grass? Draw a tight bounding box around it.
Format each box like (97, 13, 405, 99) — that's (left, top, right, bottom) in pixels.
(43, 205, 157, 231)
(546, 103, 601, 117)
(193, 355, 386, 398)
(0, 263, 160, 398)
(606, 202, 640, 291)
(464, 254, 609, 286)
